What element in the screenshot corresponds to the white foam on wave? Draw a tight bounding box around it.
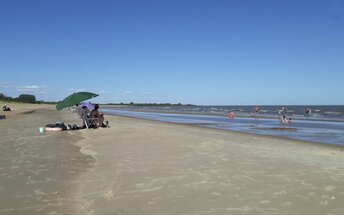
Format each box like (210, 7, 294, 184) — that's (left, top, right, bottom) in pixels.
(325, 111, 341, 114)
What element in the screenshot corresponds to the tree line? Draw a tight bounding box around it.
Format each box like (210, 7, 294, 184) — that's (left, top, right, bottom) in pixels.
(0, 93, 37, 103)
(1, 92, 193, 106)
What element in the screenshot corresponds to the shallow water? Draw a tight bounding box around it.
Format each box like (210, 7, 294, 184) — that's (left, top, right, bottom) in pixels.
(102, 109, 344, 146)
(105, 105, 344, 121)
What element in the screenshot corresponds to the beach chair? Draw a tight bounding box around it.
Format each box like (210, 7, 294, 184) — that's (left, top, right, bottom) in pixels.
(69, 106, 78, 113)
(76, 108, 94, 129)
(76, 107, 108, 129)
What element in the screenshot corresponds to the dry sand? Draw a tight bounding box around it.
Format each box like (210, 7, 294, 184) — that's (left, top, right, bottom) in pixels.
(1, 104, 344, 214)
(1, 102, 54, 116)
(0, 104, 94, 214)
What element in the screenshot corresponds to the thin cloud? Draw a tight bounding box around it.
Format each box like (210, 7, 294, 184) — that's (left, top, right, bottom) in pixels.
(0, 82, 15, 91)
(66, 88, 86, 93)
(120, 91, 153, 96)
(97, 90, 110, 94)
(141, 92, 153, 95)
(17, 85, 49, 94)
(17, 85, 40, 91)
(121, 90, 134, 96)
(0, 82, 11, 89)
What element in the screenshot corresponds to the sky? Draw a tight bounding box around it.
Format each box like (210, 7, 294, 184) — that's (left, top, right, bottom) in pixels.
(0, 0, 343, 105)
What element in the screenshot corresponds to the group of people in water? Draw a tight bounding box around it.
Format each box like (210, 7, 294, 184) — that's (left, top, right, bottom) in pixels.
(228, 106, 313, 125)
(279, 115, 293, 125)
(277, 106, 292, 125)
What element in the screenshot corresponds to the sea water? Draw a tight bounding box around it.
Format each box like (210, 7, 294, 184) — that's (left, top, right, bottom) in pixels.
(102, 105, 344, 146)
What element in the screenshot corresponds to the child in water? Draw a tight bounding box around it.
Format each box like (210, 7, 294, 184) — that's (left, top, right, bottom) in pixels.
(280, 116, 292, 125)
(229, 112, 235, 119)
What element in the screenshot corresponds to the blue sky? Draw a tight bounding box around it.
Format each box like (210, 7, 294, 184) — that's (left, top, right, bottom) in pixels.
(0, 0, 343, 105)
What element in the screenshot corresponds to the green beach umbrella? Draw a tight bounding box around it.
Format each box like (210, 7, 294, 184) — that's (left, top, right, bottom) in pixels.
(56, 92, 98, 110)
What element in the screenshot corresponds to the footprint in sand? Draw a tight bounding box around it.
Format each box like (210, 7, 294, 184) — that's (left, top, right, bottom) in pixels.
(104, 190, 114, 200)
(325, 185, 334, 192)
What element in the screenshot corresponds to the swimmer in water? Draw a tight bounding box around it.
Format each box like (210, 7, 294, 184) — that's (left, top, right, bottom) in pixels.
(280, 115, 288, 124)
(254, 106, 260, 120)
(305, 108, 312, 115)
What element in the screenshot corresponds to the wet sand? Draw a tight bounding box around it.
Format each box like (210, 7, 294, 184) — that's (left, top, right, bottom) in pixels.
(1, 104, 344, 214)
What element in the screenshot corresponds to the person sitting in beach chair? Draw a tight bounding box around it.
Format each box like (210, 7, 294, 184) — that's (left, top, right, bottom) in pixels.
(90, 104, 106, 128)
(2, 104, 11, 111)
(76, 105, 95, 129)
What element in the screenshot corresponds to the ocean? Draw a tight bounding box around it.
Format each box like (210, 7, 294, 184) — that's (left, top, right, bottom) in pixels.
(102, 105, 344, 146)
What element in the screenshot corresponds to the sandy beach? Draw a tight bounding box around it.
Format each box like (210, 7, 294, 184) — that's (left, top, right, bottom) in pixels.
(1, 104, 344, 214)
(0, 104, 95, 214)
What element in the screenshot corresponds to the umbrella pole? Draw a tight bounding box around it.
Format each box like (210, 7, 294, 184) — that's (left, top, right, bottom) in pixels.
(84, 119, 89, 129)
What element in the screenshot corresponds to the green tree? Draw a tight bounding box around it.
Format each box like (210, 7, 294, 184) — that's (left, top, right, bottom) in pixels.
(0, 93, 14, 101)
(18, 94, 36, 103)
